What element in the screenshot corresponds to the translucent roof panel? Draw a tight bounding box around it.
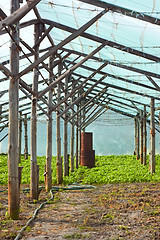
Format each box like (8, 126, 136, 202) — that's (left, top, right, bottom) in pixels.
(0, 0, 160, 122)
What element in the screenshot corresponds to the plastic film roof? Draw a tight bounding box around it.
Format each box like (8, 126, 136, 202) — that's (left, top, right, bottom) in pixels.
(0, 0, 160, 131)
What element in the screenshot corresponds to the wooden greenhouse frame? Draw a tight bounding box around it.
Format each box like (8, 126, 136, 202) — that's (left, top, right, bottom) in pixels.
(0, 0, 159, 219)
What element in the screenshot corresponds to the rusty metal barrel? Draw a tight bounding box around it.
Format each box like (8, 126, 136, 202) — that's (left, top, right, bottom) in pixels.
(80, 132, 95, 168)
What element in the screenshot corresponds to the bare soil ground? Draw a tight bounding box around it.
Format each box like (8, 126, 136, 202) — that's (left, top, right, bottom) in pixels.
(0, 182, 160, 240)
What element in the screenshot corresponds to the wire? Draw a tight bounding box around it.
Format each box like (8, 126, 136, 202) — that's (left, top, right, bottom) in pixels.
(42, 0, 160, 15)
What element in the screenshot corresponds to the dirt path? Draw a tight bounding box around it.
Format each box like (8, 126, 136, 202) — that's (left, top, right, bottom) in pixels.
(0, 182, 160, 240)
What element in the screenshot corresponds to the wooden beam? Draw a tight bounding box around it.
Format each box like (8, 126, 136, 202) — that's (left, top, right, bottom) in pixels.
(42, 18, 160, 63)
(49, 61, 108, 113)
(58, 75, 107, 118)
(16, 10, 107, 79)
(78, 0, 160, 26)
(82, 107, 107, 129)
(38, 43, 106, 99)
(33, 25, 54, 48)
(0, 0, 41, 30)
(75, 72, 160, 100)
(146, 76, 160, 91)
(67, 87, 107, 123)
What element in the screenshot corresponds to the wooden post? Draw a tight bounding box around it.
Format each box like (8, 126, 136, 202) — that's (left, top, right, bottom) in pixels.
(8, 0, 20, 220)
(135, 116, 140, 159)
(140, 110, 143, 164)
(143, 105, 147, 165)
(78, 100, 81, 165)
(19, 111, 22, 163)
(149, 98, 155, 174)
(75, 107, 79, 169)
(24, 114, 28, 159)
(30, 23, 40, 200)
(82, 100, 86, 132)
(136, 115, 140, 160)
(63, 75, 69, 176)
(134, 117, 137, 155)
(18, 166, 23, 188)
(45, 56, 53, 191)
(57, 63, 63, 184)
(70, 81, 75, 173)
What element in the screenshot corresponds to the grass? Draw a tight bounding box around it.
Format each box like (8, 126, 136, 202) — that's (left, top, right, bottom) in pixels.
(0, 154, 160, 185)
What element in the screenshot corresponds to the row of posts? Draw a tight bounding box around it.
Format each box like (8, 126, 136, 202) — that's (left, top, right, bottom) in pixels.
(134, 98, 155, 174)
(18, 102, 84, 188)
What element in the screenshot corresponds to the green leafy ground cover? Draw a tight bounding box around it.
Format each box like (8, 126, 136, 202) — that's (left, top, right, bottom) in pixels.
(0, 155, 160, 185)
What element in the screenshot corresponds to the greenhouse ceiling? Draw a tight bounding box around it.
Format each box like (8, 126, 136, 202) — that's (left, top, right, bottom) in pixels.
(0, 0, 160, 132)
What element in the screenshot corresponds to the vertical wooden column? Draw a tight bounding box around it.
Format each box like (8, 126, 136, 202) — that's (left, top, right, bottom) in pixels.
(30, 23, 40, 200)
(45, 56, 53, 191)
(82, 100, 86, 132)
(24, 114, 28, 159)
(134, 117, 137, 155)
(143, 105, 147, 165)
(57, 63, 63, 184)
(149, 98, 155, 174)
(78, 101, 81, 165)
(70, 80, 75, 173)
(136, 115, 140, 160)
(140, 110, 143, 164)
(75, 104, 79, 169)
(63, 75, 69, 176)
(19, 111, 22, 163)
(8, 0, 20, 220)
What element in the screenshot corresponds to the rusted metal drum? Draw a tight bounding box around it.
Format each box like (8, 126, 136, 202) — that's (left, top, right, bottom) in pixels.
(80, 150, 95, 168)
(80, 132, 95, 168)
(81, 132, 93, 150)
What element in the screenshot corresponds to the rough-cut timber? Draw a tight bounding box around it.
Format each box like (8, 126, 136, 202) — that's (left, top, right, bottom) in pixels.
(30, 23, 40, 200)
(70, 80, 75, 173)
(78, 0, 160, 25)
(143, 106, 147, 165)
(63, 75, 69, 176)
(45, 56, 53, 191)
(150, 98, 155, 174)
(0, 0, 41, 30)
(24, 114, 28, 159)
(140, 110, 143, 164)
(17, 10, 107, 80)
(57, 63, 63, 184)
(8, 0, 20, 220)
(18, 111, 22, 163)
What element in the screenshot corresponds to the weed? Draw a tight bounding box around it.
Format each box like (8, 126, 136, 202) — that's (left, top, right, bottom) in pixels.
(0, 155, 160, 185)
(64, 233, 88, 239)
(118, 225, 130, 230)
(148, 210, 159, 216)
(33, 199, 38, 204)
(103, 213, 114, 220)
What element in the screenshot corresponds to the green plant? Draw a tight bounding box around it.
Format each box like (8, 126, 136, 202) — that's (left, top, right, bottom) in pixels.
(0, 154, 160, 185)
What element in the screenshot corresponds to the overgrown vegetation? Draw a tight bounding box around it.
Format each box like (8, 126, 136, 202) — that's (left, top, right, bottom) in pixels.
(0, 154, 160, 185)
